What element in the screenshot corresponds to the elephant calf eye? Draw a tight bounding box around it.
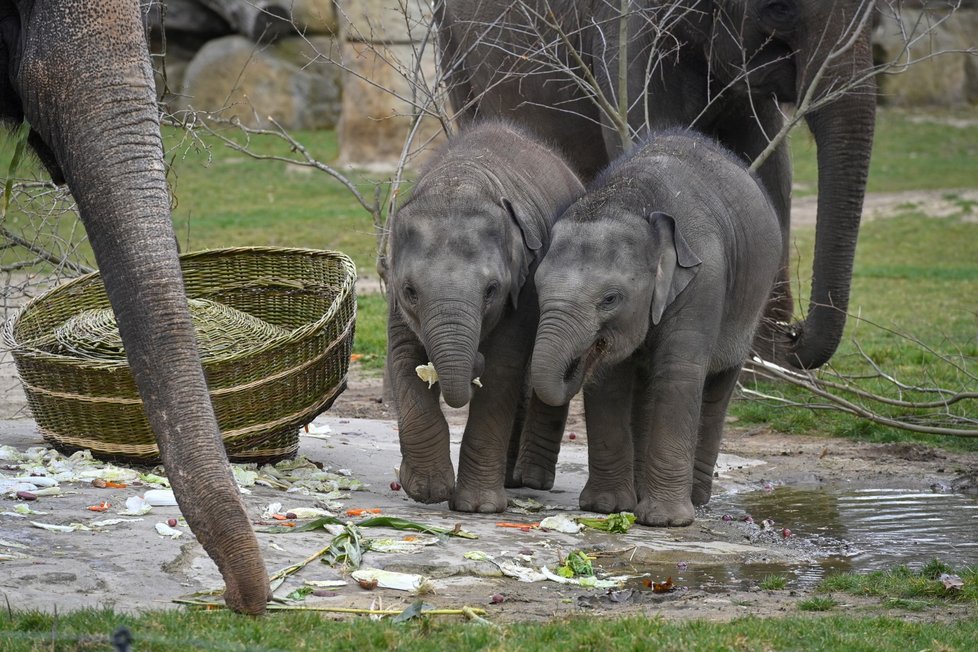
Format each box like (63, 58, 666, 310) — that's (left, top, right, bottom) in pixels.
(402, 284, 419, 305)
(484, 281, 499, 303)
(599, 291, 622, 310)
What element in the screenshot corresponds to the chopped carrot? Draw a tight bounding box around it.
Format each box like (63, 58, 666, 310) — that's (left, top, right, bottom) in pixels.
(87, 501, 111, 512)
(345, 508, 382, 517)
(350, 353, 364, 362)
(403, 536, 418, 542)
(271, 514, 290, 521)
(104, 481, 127, 489)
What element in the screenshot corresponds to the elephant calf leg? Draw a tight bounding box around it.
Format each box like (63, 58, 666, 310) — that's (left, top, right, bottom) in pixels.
(691, 366, 741, 506)
(579, 375, 637, 514)
(511, 394, 569, 490)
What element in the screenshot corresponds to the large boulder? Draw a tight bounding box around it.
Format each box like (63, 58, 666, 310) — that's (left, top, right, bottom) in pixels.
(335, 40, 445, 169)
(335, 1, 444, 169)
(335, 0, 434, 44)
(175, 35, 344, 130)
(874, 6, 978, 106)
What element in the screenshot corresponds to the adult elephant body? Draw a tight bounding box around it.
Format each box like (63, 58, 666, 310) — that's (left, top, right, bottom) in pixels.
(1, 1, 268, 612)
(387, 120, 583, 511)
(438, 0, 877, 370)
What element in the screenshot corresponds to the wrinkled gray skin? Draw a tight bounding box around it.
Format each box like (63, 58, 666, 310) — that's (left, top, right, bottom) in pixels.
(531, 132, 781, 526)
(438, 0, 877, 371)
(387, 121, 583, 512)
(1, 1, 268, 612)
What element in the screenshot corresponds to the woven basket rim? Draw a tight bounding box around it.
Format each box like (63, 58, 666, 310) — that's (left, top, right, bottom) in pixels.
(2, 246, 357, 368)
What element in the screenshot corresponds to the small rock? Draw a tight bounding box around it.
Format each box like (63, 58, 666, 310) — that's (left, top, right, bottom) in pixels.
(490, 593, 505, 604)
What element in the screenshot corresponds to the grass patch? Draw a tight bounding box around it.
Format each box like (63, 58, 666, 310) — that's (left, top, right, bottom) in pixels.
(816, 561, 978, 609)
(3, 609, 978, 651)
(790, 107, 978, 194)
(731, 210, 978, 452)
(798, 596, 839, 612)
(759, 574, 789, 591)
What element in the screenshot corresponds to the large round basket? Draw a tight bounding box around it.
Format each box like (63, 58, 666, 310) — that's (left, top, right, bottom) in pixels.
(3, 247, 357, 464)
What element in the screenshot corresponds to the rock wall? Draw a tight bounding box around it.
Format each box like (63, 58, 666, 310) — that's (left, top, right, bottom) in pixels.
(874, 3, 978, 106)
(145, 1, 977, 170)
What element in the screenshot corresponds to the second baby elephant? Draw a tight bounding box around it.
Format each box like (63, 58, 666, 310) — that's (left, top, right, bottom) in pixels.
(531, 131, 781, 526)
(387, 120, 584, 512)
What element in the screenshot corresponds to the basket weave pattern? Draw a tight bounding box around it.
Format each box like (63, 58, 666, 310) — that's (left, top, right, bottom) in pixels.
(3, 247, 357, 464)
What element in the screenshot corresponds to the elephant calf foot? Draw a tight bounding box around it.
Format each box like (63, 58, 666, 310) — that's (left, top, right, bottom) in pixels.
(399, 458, 455, 504)
(691, 477, 714, 507)
(579, 479, 636, 514)
(450, 482, 508, 513)
(635, 496, 695, 527)
(508, 458, 556, 491)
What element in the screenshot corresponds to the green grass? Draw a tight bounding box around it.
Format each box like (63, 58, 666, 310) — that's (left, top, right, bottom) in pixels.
(730, 207, 978, 452)
(759, 574, 789, 591)
(2, 609, 978, 652)
(790, 107, 978, 195)
(798, 596, 839, 612)
(816, 561, 978, 607)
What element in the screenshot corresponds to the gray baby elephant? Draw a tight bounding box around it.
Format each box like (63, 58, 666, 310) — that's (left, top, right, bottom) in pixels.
(387, 120, 584, 512)
(530, 131, 781, 526)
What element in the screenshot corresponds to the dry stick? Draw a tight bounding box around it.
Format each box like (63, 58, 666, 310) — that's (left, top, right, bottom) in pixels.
(527, 2, 629, 143)
(265, 604, 488, 617)
(742, 357, 978, 438)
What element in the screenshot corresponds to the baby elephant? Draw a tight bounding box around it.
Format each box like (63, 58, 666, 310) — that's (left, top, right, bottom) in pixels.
(387, 120, 583, 512)
(530, 131, 782, 526)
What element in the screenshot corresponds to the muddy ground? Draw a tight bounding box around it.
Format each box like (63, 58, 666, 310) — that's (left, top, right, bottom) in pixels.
(2, 366, 976, 624)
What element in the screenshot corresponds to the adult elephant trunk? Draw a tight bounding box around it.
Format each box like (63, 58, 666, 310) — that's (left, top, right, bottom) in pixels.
(421, 300, 482, 409)
(17, 3, 268, 613)
(531, 308, 590, 407)
(775, 24, 876, 370)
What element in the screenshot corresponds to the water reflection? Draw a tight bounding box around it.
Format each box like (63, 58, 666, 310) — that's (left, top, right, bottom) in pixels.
(696, 485, 978, 589)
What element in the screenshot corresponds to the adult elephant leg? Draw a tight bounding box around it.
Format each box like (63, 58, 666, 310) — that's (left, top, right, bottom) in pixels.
(452, 315, 528, 513)
(691, 365, 741, 507)
(715, 103, 794, 361)
(388, 309, 454, 503)
(510, 392, 569, 491)
(579, 358, 637, 514)
(16, 2, 268, 613)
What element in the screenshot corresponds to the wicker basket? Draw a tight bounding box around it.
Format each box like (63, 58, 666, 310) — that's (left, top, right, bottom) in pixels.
(3, 247, 357, 464)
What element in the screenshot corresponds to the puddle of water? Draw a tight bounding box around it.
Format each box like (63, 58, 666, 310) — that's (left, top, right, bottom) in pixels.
(704, 485, 978, 588)
(598, 486, 978, 593)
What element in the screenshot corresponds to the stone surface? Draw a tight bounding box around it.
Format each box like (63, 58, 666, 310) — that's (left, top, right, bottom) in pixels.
(335, 0, 435, 44)
(176, 34, 344, 129)
(336, 40, 446, 169)
(873, 7, 978, 106)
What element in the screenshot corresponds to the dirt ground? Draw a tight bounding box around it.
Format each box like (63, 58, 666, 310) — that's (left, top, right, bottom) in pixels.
(5, 365, 976, 624)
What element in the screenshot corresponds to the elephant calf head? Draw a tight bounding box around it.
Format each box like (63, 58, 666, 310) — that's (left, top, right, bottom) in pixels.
(388, 120, 583, 409)
(532, 191, 702, 407)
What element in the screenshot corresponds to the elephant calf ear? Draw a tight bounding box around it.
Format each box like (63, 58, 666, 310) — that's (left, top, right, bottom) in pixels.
(501, 196, 544, 309)
(648, 211, 702, 325)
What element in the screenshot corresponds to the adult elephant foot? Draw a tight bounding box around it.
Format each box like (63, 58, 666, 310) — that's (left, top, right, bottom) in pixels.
(399, 458, 455, 504)
(635, 497, 695, 527)
(450, 482, 508, 513)
(579, 480, 636, 514)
